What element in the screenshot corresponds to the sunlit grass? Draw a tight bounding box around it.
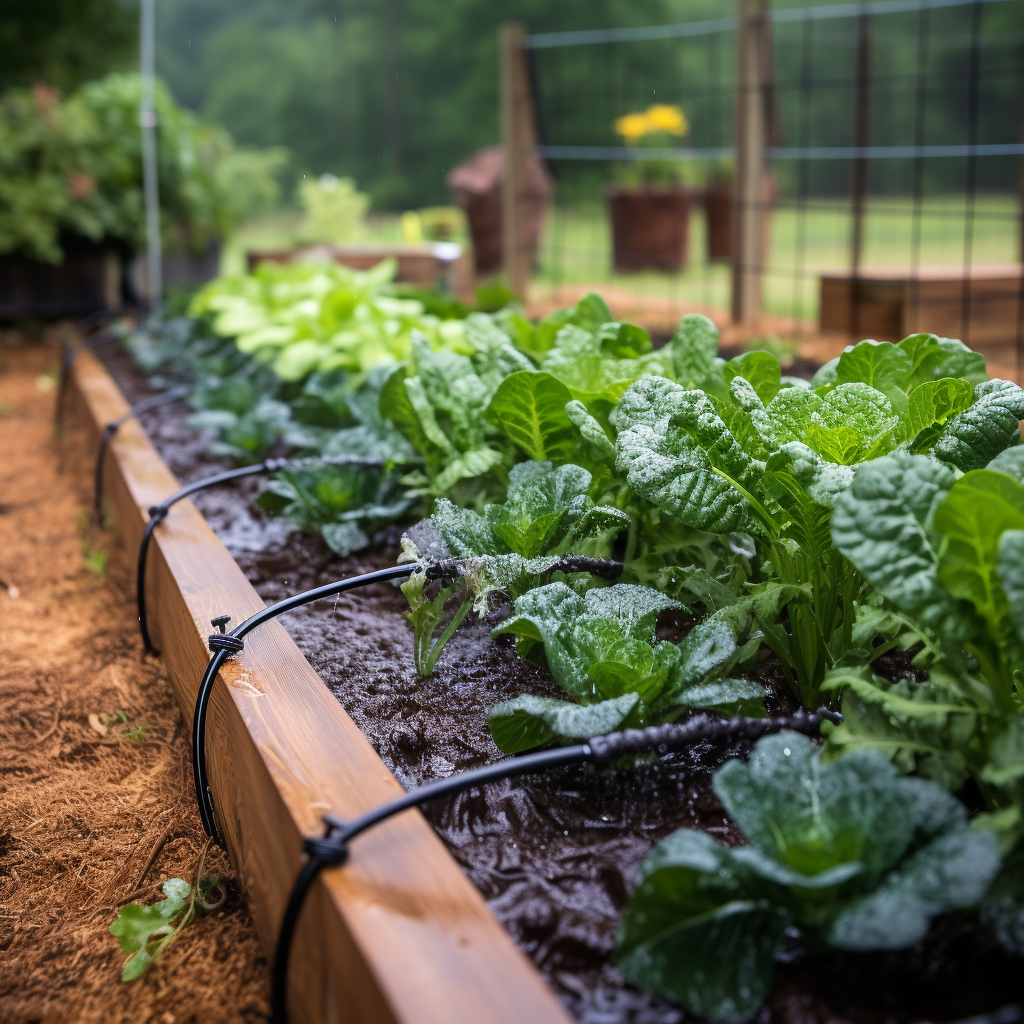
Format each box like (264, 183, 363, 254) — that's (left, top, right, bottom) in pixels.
(535, 194, 1019, 321)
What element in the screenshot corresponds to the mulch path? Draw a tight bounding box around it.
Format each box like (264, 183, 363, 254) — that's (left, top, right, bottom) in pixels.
(0, 335, 269, 1024)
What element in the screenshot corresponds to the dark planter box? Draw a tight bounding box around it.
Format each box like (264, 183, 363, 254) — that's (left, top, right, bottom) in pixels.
(447, 146, 550, 278)
(606, 186, 691, 272)
(704, 184, 733, 262)
(0, 235, 119, 321)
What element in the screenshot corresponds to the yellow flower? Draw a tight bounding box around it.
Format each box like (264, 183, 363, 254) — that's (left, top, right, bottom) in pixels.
(614, 112, 651, 143)
(645, 104, 689, 137)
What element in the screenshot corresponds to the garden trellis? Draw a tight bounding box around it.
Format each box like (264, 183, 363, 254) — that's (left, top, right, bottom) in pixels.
(504, 0, 1024, 366)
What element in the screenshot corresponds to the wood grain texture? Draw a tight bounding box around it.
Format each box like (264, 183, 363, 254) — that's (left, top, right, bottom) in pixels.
(68, 348, 572, 1024)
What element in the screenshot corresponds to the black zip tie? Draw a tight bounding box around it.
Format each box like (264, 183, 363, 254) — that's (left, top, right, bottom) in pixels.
(269, 707, 841, 1024)
(93, 385, 190, 518)
(191, 555, 624, 844)
(135, 455, 384, 655)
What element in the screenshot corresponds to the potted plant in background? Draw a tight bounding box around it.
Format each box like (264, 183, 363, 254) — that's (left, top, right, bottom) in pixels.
(0, 73, 283, 319)
(606, 104, 692, 272)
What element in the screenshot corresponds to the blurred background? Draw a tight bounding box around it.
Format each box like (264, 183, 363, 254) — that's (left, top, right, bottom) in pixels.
(2, 0, 1023, 369)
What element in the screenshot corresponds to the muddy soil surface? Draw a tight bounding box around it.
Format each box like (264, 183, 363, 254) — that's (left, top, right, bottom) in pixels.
(98, 340, 1022, 1024)
(0, 338, 269, 1024)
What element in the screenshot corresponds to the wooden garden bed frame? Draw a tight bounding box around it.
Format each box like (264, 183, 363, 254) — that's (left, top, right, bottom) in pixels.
(67, 346, 572, 1024)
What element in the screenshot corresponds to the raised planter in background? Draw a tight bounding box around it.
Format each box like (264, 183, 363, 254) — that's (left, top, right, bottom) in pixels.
(0, 234, 120, 321)
(605, 185, 691, 273)
(447, 146, 551, 278)
(66, 346, 572, 1024)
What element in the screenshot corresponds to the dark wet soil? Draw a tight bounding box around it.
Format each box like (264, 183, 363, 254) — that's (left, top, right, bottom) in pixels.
(96, 339, 1023, 1024)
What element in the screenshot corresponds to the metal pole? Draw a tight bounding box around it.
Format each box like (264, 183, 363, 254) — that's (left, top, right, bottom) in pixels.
(140, 0, 162, 312)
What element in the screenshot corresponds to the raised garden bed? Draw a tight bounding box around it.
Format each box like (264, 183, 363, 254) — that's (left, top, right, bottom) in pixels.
(66, 345, 571, 1024)
(70, 327, 1024, 1024)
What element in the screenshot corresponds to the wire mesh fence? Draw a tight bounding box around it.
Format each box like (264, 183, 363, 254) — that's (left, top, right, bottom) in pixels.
(521, 0, 1024, 370)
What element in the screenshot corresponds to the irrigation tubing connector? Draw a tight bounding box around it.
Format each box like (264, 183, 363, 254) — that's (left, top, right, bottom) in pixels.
(93, 386, 190, 517)
(135, 454, 384, 655)
(191, 555, 623, 844)
(269, 706, 842, 1024)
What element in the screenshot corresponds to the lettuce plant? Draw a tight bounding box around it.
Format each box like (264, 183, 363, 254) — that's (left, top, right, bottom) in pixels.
(612, 323, 1024, 706)
(399, 461, 630, 674)
(825, 450, 1024, 947)
(381, 318, 535, 503)
(488, 581, 770, 752)
(616, 732, 1001, 1023)
(192, 258, 467, 381)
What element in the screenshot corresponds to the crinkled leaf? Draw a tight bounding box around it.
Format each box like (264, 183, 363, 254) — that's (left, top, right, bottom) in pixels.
(668, 313, 719, 389)
(614, 376, 762, 533)
(831, 454, 974, 642)
(932, 379, 1024, 472)
(906, 377, 975, 443)
(565, 399, 617, 466)
(488, 692, 640, 752)
(834, 340, 912, 409)
(714, 732, 968, 883)
(492, 582, 686, 705)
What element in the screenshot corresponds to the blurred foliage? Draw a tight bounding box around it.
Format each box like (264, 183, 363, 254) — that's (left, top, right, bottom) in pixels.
(0, 73, 286, 262)
(150, 0, 1023, 209)
(0, 0, 137, 94)
(296, 174, 369, 244)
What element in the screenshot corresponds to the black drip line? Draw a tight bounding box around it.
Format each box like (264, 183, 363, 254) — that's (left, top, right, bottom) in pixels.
(135, 454, 384, 655)
(93, 386, 191, 517)
(191, 556, 624, 845)
(270, 706, 842, 1024)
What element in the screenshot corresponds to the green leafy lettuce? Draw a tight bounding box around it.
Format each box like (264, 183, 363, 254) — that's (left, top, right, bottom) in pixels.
(489, 581, 769, 751)
(616, 732, 1001, 1023)
(399, 461, 630, 674)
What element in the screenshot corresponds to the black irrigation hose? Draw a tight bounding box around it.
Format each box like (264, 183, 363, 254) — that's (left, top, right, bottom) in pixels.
(135, 454, 384, 655)
(270, 707, 841, 1024)
(93, 386, 191, 517)
(192, 555, 624, 844)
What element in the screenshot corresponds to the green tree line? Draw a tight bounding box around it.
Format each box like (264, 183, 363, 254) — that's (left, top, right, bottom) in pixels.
(3, 0, 1020, 210)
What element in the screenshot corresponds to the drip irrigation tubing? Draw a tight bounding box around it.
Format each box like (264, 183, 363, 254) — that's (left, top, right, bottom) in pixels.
(269, 707, 841, 1024)
(135, 454, 384, 655)
(93, 386, 190, 517)
(191, 556, 624, 845)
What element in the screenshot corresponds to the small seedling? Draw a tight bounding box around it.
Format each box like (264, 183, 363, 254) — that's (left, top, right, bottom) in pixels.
(110, 840, 225, 981)
(124, 724, 150, 746)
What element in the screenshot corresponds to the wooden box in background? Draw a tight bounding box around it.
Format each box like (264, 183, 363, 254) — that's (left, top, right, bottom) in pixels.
(819, 264, 1024, 352)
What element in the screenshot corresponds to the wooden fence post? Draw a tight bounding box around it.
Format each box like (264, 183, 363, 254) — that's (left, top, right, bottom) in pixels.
(501, 23, 535, 300)
(732, 0, 769, 324)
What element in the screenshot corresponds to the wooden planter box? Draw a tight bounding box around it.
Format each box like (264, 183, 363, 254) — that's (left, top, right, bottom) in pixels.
(819, 264, 1024, 350)
(0, 235, 120, 320)
(605, 186, 691, 273)
(247, 244, 466, 295)
(66, 348, 571, 1024)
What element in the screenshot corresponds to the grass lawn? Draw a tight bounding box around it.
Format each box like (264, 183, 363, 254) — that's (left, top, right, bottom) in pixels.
(534, 194, 1020, 321)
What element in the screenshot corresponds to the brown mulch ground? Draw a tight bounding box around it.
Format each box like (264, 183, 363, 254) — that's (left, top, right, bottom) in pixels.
(0, 335, 269, 1024)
